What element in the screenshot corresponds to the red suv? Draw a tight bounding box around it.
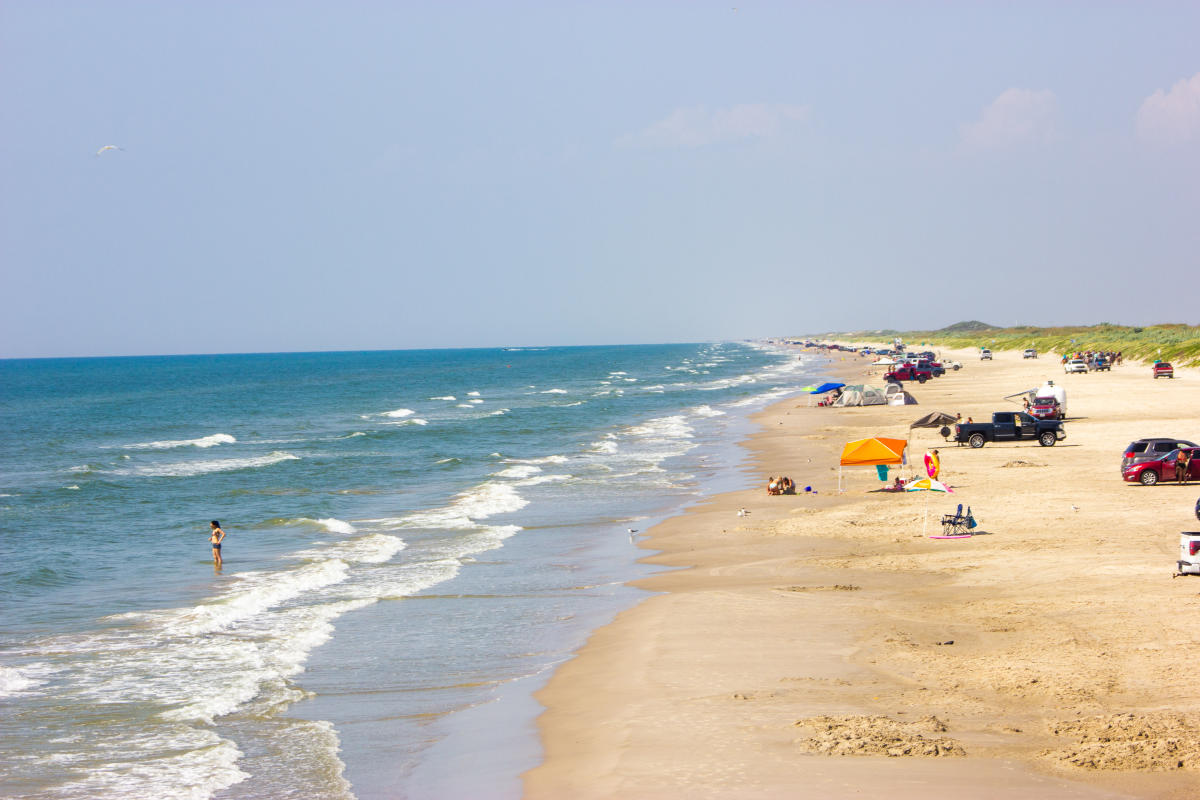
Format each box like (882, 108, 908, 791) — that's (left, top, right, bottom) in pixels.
(1030, 397, 1063, 421)
(1122, 446, 1200, 485)
(1153, 362, 1174, 379)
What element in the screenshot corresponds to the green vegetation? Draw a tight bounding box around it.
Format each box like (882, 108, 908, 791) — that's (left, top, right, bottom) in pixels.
(844, 322, 1200, 367)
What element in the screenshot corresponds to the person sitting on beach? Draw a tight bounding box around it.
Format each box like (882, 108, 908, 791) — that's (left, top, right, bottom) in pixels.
(767, 477, 780, 495)
(781, 477, 795, 494)
(892, 475, 905, 491)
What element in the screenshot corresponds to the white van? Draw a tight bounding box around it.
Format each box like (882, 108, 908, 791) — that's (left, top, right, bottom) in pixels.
(980, 349, 993, 360)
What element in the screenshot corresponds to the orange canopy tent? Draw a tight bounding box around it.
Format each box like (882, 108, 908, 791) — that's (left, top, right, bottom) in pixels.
(838, 437, 908, 491)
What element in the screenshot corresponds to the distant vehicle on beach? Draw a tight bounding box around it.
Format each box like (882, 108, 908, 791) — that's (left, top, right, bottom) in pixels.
(954, 412, 1066, 448)
(1023, 348, 1037, 359)
(1121, 438, 1198, 472)
(1089, 357, 1111, 371)
(1154, 362, 1175, 379)
(1064, 359, 1088, 374)
(884, 364, 932, 384)
(980, 349, 993, 360)
(1122, 447, 1200, 485)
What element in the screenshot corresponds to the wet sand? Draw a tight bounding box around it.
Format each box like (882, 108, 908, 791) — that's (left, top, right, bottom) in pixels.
(525, 348, 1200, 799)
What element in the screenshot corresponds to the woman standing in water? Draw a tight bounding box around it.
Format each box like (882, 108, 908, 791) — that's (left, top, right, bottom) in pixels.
(209, 520, 226, 566)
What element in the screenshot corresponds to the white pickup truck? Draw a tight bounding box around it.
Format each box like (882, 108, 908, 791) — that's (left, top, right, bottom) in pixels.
(1064, 359, 1088, 374)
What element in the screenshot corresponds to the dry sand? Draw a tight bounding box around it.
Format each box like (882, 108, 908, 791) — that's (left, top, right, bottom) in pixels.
(524, 348, 1200, 799)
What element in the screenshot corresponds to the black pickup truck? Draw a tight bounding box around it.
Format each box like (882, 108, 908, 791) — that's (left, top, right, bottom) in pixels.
(954, 412, 1066, 448)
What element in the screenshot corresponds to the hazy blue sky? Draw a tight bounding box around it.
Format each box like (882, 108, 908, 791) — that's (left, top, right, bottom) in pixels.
(2, 1, 1197, 358)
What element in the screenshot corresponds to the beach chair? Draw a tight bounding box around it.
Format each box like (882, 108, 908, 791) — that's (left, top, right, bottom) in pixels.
(941, 504, 971, 536)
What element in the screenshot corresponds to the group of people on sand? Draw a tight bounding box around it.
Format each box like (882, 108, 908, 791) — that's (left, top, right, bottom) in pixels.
(766, 476, 796, 495)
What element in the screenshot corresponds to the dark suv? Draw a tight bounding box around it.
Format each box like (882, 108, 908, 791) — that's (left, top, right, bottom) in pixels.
(1121, 438, 1199, 472)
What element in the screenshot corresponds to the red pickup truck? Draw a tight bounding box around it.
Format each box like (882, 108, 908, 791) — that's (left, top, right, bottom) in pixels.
(1154, 362, 1174, 379)
(884, 365, 932, 383)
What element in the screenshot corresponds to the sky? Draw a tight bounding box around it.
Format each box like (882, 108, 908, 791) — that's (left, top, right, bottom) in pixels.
(1, 1, 1198, 358)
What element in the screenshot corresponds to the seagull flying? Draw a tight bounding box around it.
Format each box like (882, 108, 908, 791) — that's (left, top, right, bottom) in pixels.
(95, 145, 124, 156)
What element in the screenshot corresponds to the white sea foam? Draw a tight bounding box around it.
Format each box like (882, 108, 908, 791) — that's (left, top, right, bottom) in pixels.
(493, 465, 542, 479)
(345, 432, 366, 438)
(126, 451, 299, 478)
(68, 464, 92, 473)
(539, 388, 568, 394)
(691, 405, 726, 417)
(564, 401, 584, 406)
(506, 454, 568, 465)
(515, 474, 572, 487)
(383, 418, 428, 426)
(435, 457, 460, 464)
(469, 399, 484, 404)
(628, 415, 694, 440)
(429, 395, 456, 401)
(383, 408, 415, 418)
(306, 517, 357, 535)
(609, 371, 627, 375)
(0, 665, 46, 696)
(166, 560, 350, 637)
(65, 485, 81, 490)
(589, 440, 619, 454)
(457, 404, 473, 408)
(400, 482, 529, 531)
(467, 391, 481, 396)
(487, 408, 510, 416)
(123, 433, 237, 450)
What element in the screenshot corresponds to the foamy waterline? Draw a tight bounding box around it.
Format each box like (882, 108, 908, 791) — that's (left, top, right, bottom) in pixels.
(122, 433, 237, 450)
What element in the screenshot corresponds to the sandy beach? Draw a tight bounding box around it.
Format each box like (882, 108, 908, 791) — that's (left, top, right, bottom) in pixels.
(525, 348, 1200, 799)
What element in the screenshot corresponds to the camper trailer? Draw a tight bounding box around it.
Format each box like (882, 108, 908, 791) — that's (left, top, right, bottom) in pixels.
(1032, 380, 1067, 420)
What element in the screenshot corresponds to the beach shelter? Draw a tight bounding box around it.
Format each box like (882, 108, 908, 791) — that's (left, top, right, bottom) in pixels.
(807, 381, 846, 406)
(838, 437, 907, 491)
(905, 477, 953, 536)
(909, 411, 957, 429)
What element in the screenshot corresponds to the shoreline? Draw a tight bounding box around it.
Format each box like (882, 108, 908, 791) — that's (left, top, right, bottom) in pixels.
(524, 347, 1200, 799)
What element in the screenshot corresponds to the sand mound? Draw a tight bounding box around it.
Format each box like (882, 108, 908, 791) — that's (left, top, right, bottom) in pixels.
(793, 714, 966, 757)
(1044, 712, 1200, 770)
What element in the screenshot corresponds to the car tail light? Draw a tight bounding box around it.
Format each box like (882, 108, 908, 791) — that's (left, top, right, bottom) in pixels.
(1124, 451, 1135, 459)
(1190, 542, 1200, 557)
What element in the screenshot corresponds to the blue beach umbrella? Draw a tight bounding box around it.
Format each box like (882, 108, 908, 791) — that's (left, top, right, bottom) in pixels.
(810, 382, 845, 395)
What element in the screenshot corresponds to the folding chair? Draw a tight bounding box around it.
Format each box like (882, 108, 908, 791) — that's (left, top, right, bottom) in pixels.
(941, 503, 969, 536)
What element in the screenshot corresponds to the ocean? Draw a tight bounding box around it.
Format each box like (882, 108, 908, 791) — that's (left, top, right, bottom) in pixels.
(0, 342, 827, 799)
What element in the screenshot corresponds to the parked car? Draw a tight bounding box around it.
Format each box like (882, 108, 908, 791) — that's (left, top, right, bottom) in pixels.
(1089, 357, 1111, 372)
(884, 364, 932, 383)
(1030, 396, 1064, 421)
(1120, 438, 1199, 471)
(1122, 447, 1200, 485)
(980, 349, 993, 360)
(1154, 362, 1175, 379)
(1023, 349, 1037, 359)
(1064, 359, 1088, 374)
(954, 412, 1066, 448)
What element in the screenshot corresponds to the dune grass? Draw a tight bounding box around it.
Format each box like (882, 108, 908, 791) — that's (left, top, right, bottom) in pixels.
(833, 323, 1200, 367)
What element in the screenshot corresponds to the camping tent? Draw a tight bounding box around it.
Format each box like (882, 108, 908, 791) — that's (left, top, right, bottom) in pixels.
(838, 437, 907, 491)
(831, 384, 890, 407)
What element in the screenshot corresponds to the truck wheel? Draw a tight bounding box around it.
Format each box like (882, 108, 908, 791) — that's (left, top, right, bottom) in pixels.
(1140, 470, 1158, 486)
(918, 376, 927, 384)
(1039, 431, 1057, 447)
(968, 433, 985, 448)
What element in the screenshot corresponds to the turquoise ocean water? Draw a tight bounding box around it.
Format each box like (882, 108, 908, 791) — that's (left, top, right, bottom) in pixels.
(0, 342, 826, 799)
